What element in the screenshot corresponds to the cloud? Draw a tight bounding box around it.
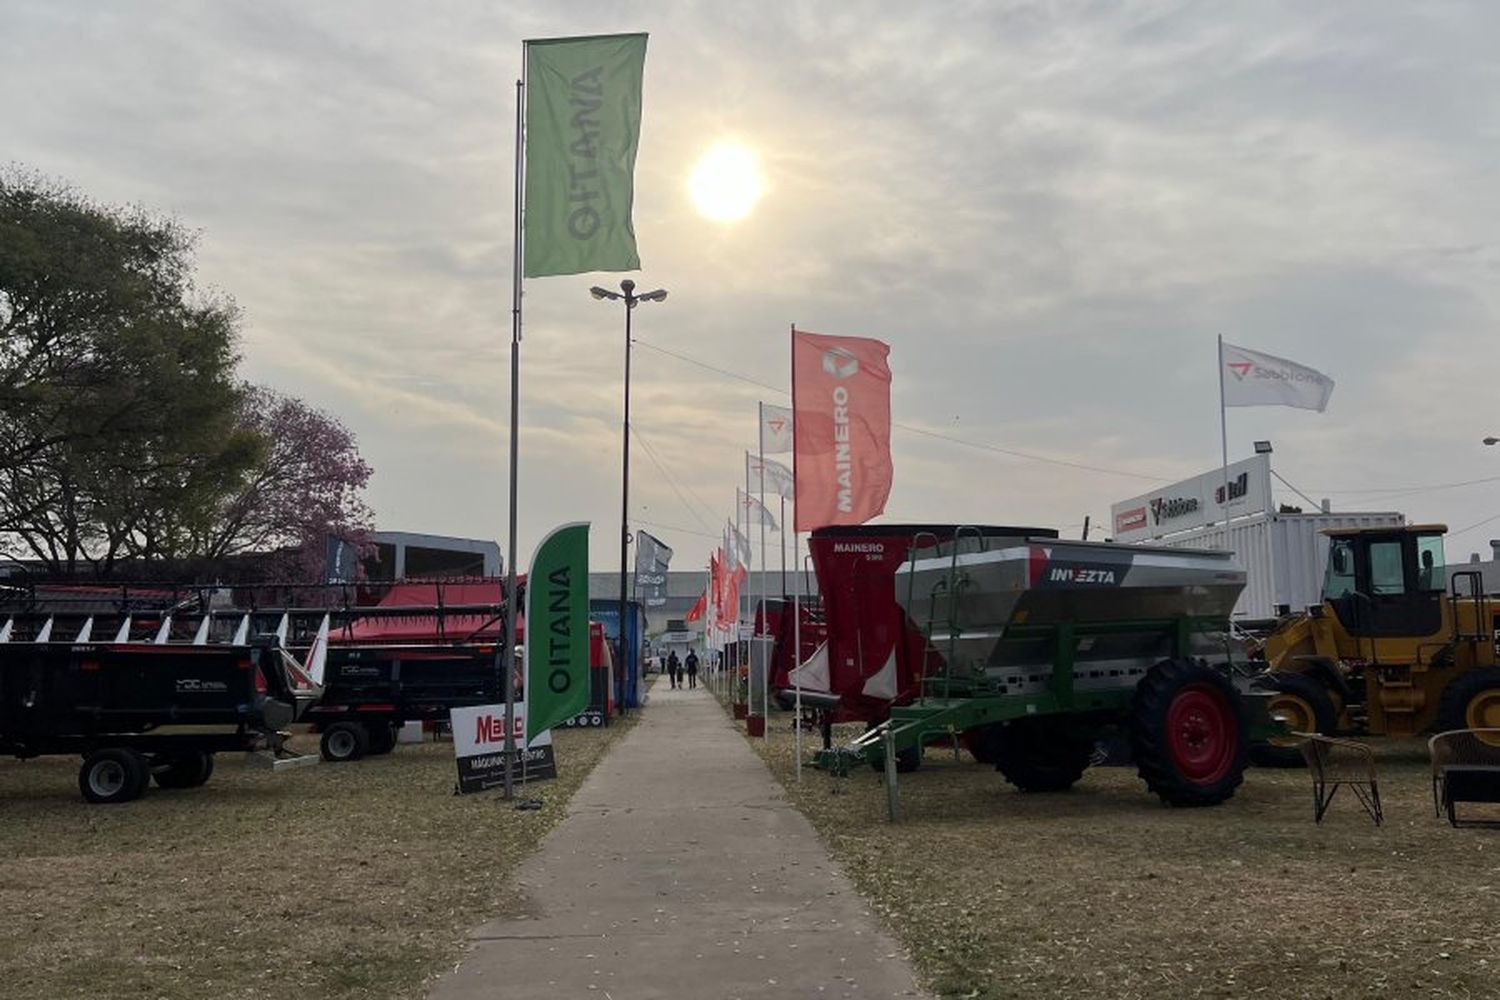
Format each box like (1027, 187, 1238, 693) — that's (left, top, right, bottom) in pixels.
(5, 0, 1497, 569)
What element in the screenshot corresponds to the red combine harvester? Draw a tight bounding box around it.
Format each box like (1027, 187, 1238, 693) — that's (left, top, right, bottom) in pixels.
(775, 524, 1059, 765)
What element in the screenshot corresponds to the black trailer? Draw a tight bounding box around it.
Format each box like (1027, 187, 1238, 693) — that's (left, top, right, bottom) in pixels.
(0, 637, 313, 803)
(305, 643, 503, 762)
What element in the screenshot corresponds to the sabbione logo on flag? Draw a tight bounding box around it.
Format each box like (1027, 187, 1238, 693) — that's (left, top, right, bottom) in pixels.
(1221, 341, 1335, 412)
(761, 404, 793, 453)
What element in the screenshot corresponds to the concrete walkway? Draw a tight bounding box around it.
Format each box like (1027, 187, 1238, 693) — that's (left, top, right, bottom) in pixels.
(429, 682, 927, 1000)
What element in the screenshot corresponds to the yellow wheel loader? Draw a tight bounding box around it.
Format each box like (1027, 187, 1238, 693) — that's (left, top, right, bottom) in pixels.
(1249, 525, 1499, 765)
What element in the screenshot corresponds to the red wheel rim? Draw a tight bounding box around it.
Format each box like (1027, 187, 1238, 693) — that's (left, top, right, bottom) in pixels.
(1166, 683, 1235, 784)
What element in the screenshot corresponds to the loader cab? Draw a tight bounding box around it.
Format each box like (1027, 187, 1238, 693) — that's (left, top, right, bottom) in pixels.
(1322, 525, 1447, 638)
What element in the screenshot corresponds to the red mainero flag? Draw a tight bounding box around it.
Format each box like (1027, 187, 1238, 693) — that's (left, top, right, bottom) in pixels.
(685, 588, 707, 623)
(792, 329, 892, 532)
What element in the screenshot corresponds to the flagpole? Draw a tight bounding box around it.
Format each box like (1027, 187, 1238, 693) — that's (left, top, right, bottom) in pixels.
(793, 525, 802, 781)
(501, 66, 527, 802)
(741, 476, 751, 717)
(790, 322, 801, 780)
(757, 403, 769, 739)
(1218, 334, 1230, 526)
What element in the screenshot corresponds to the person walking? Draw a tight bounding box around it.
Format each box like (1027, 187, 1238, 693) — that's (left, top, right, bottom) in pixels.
(685, 649, 699, 690)
(667, 650, 681, 690)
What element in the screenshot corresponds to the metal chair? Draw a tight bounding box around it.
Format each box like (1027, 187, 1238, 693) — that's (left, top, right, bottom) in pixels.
(1298, 734, 1382, 826)
(1428, 729, 1500, 827)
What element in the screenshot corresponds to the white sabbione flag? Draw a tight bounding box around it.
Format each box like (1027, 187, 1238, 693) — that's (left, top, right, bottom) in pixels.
(761, 404, 793, 453)
(746, 452, 795, 500)
(1222, 341, 1335, 412)
(738, 487, 778, 531)
(725, 519, 752, 569)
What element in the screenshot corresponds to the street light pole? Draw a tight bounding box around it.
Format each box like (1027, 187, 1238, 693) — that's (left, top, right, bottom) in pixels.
(591, 279, 667, 715)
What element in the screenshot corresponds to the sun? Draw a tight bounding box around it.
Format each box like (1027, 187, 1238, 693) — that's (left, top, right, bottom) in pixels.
(688, 142, 763, 222)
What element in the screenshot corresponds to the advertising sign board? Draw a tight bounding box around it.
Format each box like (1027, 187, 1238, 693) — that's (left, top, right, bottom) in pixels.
(1110, 454, 1272, 543)
(450, 702, 556, 794)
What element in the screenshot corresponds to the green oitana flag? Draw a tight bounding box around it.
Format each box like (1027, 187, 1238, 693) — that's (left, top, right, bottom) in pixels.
(523, 33, 647, 278)
(525, 522, 591, 742)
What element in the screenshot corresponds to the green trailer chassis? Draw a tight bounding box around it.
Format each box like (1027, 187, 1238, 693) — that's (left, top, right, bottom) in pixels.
(813, 613, 1277, 776)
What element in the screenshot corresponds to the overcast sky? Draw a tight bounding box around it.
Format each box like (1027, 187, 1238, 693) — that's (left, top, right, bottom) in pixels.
(5, 0, 1498, 573)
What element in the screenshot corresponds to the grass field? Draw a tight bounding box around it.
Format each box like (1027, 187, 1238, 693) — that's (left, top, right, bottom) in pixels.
(750, 719, 1500, 1000)
(0, 722, 629, 1000)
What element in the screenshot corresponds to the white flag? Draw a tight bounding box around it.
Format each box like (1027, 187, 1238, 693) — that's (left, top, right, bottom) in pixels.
(1222, 342, 1335, 412)
(725, 520, 751, 569)
(761, 404, 793, 453)
(738, 487, 778, 531)
(746, 452, 795, 500)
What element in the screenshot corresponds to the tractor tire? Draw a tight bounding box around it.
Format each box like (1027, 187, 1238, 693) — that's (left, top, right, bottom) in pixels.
(989, 721, 1093, 793)
(320, 722, 370, 763)
(1437, 667, 1500, 733)
(79, 748, 150, 804)
(962, 725, 1002, 765)
(1248, 672, 1338, 768)
(152, 750, 215, 789)
(365, 724, 398, 756)
(1131, 658, 1248, 807)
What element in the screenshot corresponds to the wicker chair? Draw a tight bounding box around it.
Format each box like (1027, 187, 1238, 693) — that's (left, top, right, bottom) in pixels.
(1428, 729, 1500, 826)
(1299, 734, 1382, 826)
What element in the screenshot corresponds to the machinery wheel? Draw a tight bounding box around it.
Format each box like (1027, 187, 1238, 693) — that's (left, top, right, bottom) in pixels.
(989, 721, 1093, 792)
(320, 722, 370, 763)
(1248, 672, 1338, 768)
(152, 750, 215, 789)
(79, 748, 150, 804)
(1131, 658, 1248, 807)
(365, 724, 398, 756)
(962, 725, 1001, 765)
(1437, 667, 1500, 735)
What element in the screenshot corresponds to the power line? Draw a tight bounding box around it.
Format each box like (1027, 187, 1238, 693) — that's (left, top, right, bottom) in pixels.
(628, 424, 713, 532)
(1448, 511, 1500, 540)
(1306, 474, 1500, 496)
(633, 517, 721, 541)
(634, 337, 1170, 483)
(632, 422, 720, 528)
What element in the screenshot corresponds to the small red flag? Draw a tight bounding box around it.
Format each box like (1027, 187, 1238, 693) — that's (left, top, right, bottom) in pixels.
(792, 329, 893, 532)
(685, 589, 707, 623)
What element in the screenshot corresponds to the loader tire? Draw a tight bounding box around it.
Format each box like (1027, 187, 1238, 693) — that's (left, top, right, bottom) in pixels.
(153, 750, 214, 789)
(1437, 667, 1500, 734)
(990, 721, 1093, 793)
(320, 722, 369, 763)
(79, 748, 150, 804)
(1248, 672, 1338, 768)
(1131, 658, 1248, 807)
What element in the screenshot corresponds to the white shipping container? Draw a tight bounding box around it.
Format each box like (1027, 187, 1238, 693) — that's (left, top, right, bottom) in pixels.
(1138, 511, 1405, 620)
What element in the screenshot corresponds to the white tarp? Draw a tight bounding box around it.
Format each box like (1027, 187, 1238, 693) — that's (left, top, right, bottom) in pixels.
(861, 648, 899, 701)
(787, 641, 830, 692)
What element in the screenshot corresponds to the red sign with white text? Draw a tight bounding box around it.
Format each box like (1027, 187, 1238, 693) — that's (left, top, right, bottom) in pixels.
(792, 330, 893, 532)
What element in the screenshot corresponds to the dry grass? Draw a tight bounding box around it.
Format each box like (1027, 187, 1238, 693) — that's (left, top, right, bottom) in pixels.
(0, 721, 631, 1000)
(749, 717, 1500, 1000)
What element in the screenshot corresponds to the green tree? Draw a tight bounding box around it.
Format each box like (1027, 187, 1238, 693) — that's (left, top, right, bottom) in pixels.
(0, 170, 255, 574)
